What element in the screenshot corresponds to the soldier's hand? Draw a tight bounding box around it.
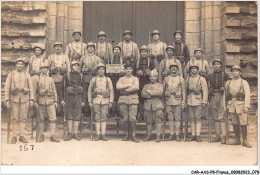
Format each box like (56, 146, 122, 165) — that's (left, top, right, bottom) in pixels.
(244, 107, 249, 113)
(89, 103, 93, 108)
(54, 102, 58, 109)
(6, 101, 10, 110)
(29, 100, 34, 107)
(34, 103, 39, 109)
(81, 102, 85, 107)
(61, 101, 65, 107)
(146, 90, 151, 94)
(109, 102, 113, 109)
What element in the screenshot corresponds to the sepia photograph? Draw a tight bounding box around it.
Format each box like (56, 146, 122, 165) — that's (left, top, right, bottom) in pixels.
(0, 0, 258, 172)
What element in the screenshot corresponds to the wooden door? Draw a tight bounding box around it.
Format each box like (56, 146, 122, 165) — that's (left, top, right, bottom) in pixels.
(83, 1, 184, 47)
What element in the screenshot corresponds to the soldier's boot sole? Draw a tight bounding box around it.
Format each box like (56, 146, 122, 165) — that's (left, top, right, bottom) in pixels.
(11, 137, 17, 144)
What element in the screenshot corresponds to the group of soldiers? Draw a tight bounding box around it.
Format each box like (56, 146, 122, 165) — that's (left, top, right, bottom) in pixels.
(4, 29, 252, 148)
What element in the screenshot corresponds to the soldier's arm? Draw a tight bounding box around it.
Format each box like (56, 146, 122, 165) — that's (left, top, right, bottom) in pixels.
(116, 78, 127, 90)
(184, 44, 190, 63)
(201, 77, 208, 104)
(51, 78, 58, 102)
(141, 84, 151, 98)
(149, 84, 164, 97)
(4, 73, 11, 102)
(88, 78, 94, 104)
(27, 73, 34, 101)
(178, 60, 183, 77)
(243, 80, 250, 109)
(126, 77, 139, 92)
(181, 77, 186, 104)
(108, 78, 114, 103)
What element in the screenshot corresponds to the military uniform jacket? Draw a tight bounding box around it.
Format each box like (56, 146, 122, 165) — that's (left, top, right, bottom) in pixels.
(95, 42, 113, 63)
(5, 70, 34, 103)
(80, 53, 102, 83)
(163, 74, 186, 106)
(65, 41, 87, 62)
(224, 78, 250, 114)
(207, 70, 229, 89)
(173, 41, 190, 64)
(138, 57, 154, 71)
(141, 82, 164, 111)
(187, 74, 208, 106)
(34, 75, 57, 105)
(116, 75, 139, 105)
(88, 76, 114, 105)
(118, 41, 140, 68)
(27, 55, 48, 76)
(158, 56, 183, 83)
(147, 41, 167, 56)
(48, 53, 70, 82)
(111, 55, 123, 64)
(185, 58, 210, 76)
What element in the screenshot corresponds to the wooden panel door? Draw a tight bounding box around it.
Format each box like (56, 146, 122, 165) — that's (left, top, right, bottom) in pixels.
(83, 1, 184, 47)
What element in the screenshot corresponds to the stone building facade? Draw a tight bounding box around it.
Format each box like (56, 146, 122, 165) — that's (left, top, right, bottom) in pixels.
(1, 1, 257, 113)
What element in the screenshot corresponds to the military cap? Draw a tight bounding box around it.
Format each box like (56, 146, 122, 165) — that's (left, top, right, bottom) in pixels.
(140, 45, 149, 52)
(124, 63, 133, 69)
(150, 69, 158, 76)
(40, 62, 49, 69)
(97, 31, 106, 37)
(96, 63, 106, 70)
(113, 45, 121, 51)
(169, 62, 179, 69)
(231, 65, 241, 71)
(33, 44, 44, 51)
(151, 29, 160, 36)
(194, 48, 203, 54)
(70, 60, 80, 67)
(87, 42, 95, 49)
(166, 45, 174, 51)
(189, 63, 199, 70)
(212, 58, 223, 65)
(174, 30, 183, 37)
(15, 57, 28, 64)
(53, 42, 63, 48)
(123, 30, 132, 36)
(72, 30, 81, 36)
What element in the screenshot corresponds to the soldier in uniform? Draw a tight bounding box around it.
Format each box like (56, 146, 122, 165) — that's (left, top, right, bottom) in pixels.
(142, 69, 164, 142)
(147, 30, 167, 71)
(60, 61, 86, 141)
(95, 31, 113, 64)
(33, 63, 60, 142)
(173, 30, 190, 75)
(163, 63, 186, 142)
(118, 30, 140, 75)
(207, 59, 229, 144)
(80, 42, 102, 116)
(116, 63, 139, 143)
(224, 65, 252, 148)
(88, 63, 114, 141)
(48, 42, 70, 115)
(65, 30, 87, 62)
(158, 45, 183, 83)
(5, 58, 34, 144)
(186, 63, 208, 142)
(185, 48, 209, 78)
(136, 45, 154, 121)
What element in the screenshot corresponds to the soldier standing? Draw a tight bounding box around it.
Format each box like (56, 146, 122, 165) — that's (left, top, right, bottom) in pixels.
(158, 45, 183, 83)
(95, 31, 113, 64)
(61, 61, 86, 141)
(65, 30, 87, 62)
(224, 65, 252, 148)
(186, 63, 208, 142)
(80, 42, 102, 116)
(118, 30, 140, 75)
(173, 30, 190, 75)
(185, 48, 209, 78)
(147, 30, 167, 71)
(163, 63, 186, 142)
(88, 63, 114, 141)
(207, 59, 229, 144)
(33, 63, 60, 142)
(116, 63, 139, 143)
(142, 69, 164, 142)
(48, 42, 70, 115)
(5, 58, 34, 144)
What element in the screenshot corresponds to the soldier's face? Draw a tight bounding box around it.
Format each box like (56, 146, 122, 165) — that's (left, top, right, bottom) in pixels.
(232, 69, 240, 78)
(191, 67, 199, 75)
(16, 61, 24, 71)
(54, 45, 62, 53)
(87, 46, 95, 53)
(34, 48, 42, 56)
(41, 67, 48, 74)
(98, 67, 105, 76)
(175, 33, 182, 41)
(125, 67, 133, 75)
(113, 48, 121, 55)
(71, 64, 79, 72)
(152, 34, 160, 41)
(140, 50, 148, 57)
(170, 66, 178, 73)
(73, 33, 81, 41)
(124, 34, 132, 41)
(167, 49, 174, 56)
(213, 62, 222, 71)
(98, 35, 106, 42)
(195, 51, 202, 58)
(149, 74, 157, 83)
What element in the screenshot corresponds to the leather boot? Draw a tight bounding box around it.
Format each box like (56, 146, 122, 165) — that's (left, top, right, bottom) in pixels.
(65, 120, 73, 141)
(156, 135, 161, 142)
(241, 125, 252, 148)
(101, 135, 108, 141)
(11, 137, 17, 144)
(176, 135, 181, 142)
(122, 121, 130, 141)
(155, 123, 162, 143)
(166, 135, 174, 141)
(230, 125, 241, 145)
(65, 133, 72, 141)
(39, 134, 44, 142)
(130, 121, 139, 143)
(212, 134, 221, 142)
(73, 121, 81, 140)
(221, 136, 226, 144)
(50, 135, 60, 142)
(101, 122, 108, 141)
(19, 136, 28, 143)
(143, 124, 152, 141)
(72, 134, 81, 141)
(189, 136, 196, 141)
(196, 136, 201, 142)
(95, 134, 101, 141)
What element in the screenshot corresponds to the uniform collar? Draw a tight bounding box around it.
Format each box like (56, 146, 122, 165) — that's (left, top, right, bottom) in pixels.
(88, 53, 94, 56)
(153, 40, 160, 43)
(175, 40, 182, 44)
(190, 73, 199, 78)
(74, 40, 80, 43)
(170, 73, 178, 77)
(41, 74, 48, 77)
(124, 40, 131, 44)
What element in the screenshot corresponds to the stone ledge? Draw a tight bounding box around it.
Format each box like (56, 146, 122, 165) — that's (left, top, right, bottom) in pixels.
(226, 45, 257, 53)
(225, 6, 240, 14)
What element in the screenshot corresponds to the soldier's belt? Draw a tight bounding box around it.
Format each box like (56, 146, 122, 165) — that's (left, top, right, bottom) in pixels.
(120, 91, 137, 96)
